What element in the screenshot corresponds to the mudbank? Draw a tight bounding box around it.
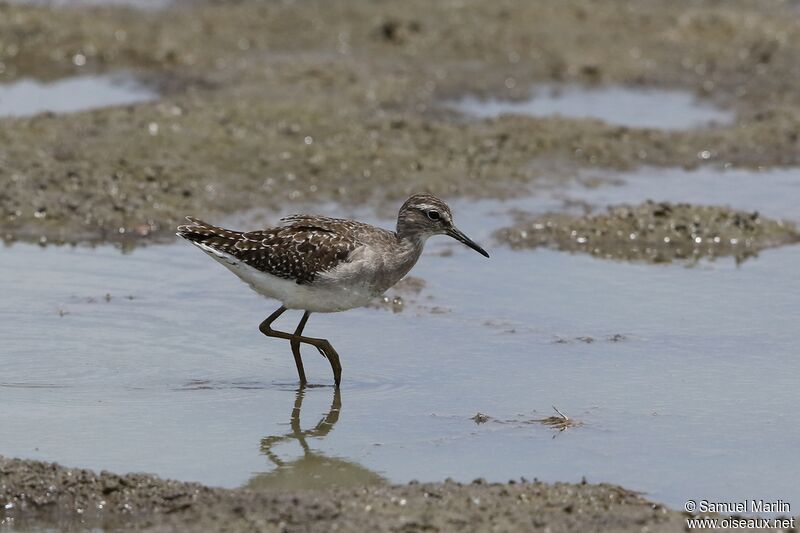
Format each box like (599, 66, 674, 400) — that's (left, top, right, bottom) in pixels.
(1, 0, 800, 245)
(1, 455, 698, 532)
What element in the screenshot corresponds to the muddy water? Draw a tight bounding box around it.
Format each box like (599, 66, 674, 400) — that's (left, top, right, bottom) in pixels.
(0, 74, 157, 117)
(451, 85, 734, 130)
(2, 188, 799, 513)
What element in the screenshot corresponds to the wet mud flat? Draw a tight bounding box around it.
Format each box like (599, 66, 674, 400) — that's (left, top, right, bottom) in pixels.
(0, 455, 704, 532)
(2, 0, 800, 245)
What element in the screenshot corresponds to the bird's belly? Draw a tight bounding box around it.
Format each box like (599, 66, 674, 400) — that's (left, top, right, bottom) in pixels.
(285, 283, 375, 313)
(212, 251, 373, 312)
(196, 242, 382, 312)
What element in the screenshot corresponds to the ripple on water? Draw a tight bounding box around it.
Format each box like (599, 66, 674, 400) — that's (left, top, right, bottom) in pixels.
(175, 379, 276, 391)
(449, 85, 734, 130)
(0, 382, 71, 389)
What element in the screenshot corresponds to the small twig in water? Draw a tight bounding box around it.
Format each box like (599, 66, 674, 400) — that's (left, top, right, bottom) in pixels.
(534, 406, 583, 437)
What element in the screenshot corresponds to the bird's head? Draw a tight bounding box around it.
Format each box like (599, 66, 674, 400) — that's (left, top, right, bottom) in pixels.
(396, 194, 489, 257)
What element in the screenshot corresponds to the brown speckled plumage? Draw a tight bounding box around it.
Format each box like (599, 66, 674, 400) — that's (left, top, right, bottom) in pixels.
(177, 215, 383, 284)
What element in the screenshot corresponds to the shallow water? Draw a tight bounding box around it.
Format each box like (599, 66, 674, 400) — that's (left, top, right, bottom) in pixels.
(451, 85, 733, 130)
(2, 188, 799, 514)
(0, 74, 157, 117)
(566, 166, 800, 221)
(8, 0, 168, 9)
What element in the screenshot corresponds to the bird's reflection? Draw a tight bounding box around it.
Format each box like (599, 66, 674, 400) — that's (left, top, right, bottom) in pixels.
(247, 387, 386, 490)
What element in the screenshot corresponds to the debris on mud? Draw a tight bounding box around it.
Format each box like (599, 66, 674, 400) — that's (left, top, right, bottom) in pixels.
(471, 412, 492, 424)
(367, 276, 427, 313)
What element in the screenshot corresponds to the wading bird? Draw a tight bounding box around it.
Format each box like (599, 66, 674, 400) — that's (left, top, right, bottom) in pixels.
(177, 194, 489, 387)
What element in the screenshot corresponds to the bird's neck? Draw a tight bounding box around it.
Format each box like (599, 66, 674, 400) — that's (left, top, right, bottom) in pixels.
(378, 232, 426, 289)
(395, 231, 426, 261)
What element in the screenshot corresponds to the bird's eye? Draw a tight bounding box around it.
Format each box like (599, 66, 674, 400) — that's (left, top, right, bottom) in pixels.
(427, 210, 440, 221)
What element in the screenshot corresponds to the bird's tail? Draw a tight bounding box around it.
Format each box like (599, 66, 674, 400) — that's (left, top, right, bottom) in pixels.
(176, 216, 243, 250)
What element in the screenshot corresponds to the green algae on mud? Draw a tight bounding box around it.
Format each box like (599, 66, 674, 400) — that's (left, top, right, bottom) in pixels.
(495, 201, 800, 264)
(0, 455, 697, 532)
(2, 0, 800, 245)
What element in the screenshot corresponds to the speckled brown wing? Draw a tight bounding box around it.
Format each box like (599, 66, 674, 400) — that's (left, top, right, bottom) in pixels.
(177, 216, 363, 284)
(235, 222, 362, 284)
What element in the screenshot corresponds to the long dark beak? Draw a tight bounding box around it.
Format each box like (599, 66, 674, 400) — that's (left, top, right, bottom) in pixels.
(446, 227, 490, 258)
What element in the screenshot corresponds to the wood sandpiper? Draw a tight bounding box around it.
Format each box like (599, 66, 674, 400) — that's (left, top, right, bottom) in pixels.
(177, 194, 489, 388)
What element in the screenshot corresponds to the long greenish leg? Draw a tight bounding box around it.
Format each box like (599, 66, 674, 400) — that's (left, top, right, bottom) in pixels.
(259, 307, 342, 387)
(258, 306, 307, 386)
(289, 311, 312, 386)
